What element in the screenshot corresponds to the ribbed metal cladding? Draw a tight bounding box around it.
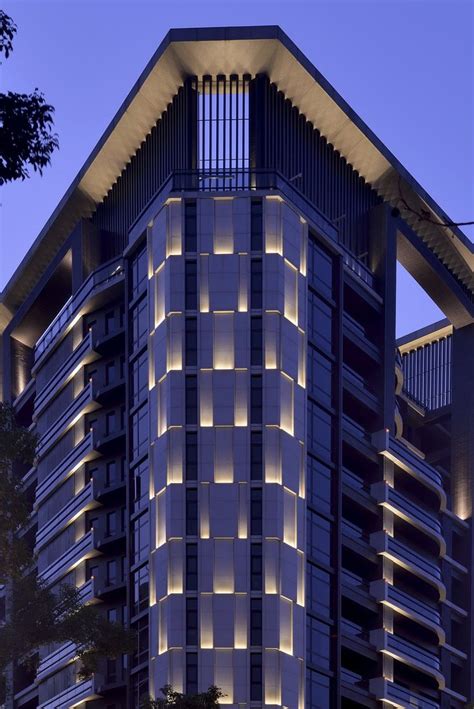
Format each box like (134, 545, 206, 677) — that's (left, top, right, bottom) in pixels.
(251, 74, 381, 263)
(92, 79, 196, 253)
(402, 335, 452, 410)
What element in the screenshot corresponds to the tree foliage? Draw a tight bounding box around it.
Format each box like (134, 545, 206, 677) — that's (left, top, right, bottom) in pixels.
(0, 402, 135, 700)
(0, 10, 58, 185)
(142, 685, 224, 708)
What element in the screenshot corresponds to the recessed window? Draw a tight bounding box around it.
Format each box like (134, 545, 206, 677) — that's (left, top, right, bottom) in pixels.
(251, 200, 263, 251)
(308, 293, 333, 354)
(184, 200, 197, 253)
(131, 350, 148, 406)
(131, 243, 147, 298)
(186, 488, 198, 536)
(250, 375, 263, 424)
(308, 237, 334, 300)
(307, 616, 331, 669)
(186, 375, 198, 426)
(250, 488, 263, 536)
(132, 564, 149, 616)
(250, 653, 262, 701)
(185, 260, 198, 310)
(131, 404, 148, 460)
(307, 511, 331, 566)
(185, 317, 198, 367)
(250, 598, 262, 646)
(250, 316, 263, 366)
(186, 597, 198, 646)
(250, 431, 263, 481)
(186, 431, 198, 481)
(307, 563, 331, 618)
(250, 543, 262, 591)
(250, 259, 263, 309)
(186, 652, 198, 694)
(307, 456, 332, 515)
(186, 543, 198, 591)
(132, 513, 149, 565)
(131, 296, 148, 351)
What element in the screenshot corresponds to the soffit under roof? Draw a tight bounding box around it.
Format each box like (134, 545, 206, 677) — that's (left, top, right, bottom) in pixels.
(1, 27, 472, 321)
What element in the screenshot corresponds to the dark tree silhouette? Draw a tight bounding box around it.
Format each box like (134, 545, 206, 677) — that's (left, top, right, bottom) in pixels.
(142, 685, 225, 708)
(0, 403, 135, 702)
(0, 10, 58, 185)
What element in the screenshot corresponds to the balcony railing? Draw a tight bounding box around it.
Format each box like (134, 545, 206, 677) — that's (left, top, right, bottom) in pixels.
(34, 331, 97, 416)
(369, 678, 439, 709)
(38, 530, 98, 587)
(35, 482, 98, 552)
(370, 580, 444, 639)
(372, 430, 446, 509)
(342, 467, 370, 493)
(35, 431, 96, 505)
(342, 415, 371, 443)
(34, 257, 123, 363)
(37, 678, 97, 709)
(36, 641, 76, 682)
(36, 382, 99, 459)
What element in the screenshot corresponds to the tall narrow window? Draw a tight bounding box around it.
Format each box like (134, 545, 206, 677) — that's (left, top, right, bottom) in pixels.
(250, 431, 263, 480)
(250, 653, 262, 701)
(186, 652, 198, 694)
(250, 375, 263, 424)
(186, 431, 198, 481)
(184, 200, 197, 253)
(186, 543, 198, 591)
(250, 598, 262, 646)
(185, 261, 197, 310)
(250, 316, 263, 366)
(186, 488, 198, 536)
(250, 259, 263, 309)
(250, 488, 263, 536)
(197, 75, 250, 189)
(185, 375, 198, 425)
(251, 199, 263, 251)
(186, 597, 198, 646)
(185, 317, 198, 367)
(250, 543, 262, 591)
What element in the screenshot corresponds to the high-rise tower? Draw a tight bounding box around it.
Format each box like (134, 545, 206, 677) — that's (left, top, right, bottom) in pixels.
(1, 27, 473, 709)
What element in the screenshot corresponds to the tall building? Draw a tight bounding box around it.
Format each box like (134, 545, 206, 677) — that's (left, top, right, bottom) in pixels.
(1, 26, 473, 709)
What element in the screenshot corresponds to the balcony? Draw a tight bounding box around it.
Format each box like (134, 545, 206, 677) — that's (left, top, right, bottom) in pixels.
(372, 481, 445, 555)
(37, 678, 100, 709)
(371, 531, 445, 600)
(370, 580, 444, 642)
(369, 678, 439, 709)
(38, 529, 100, 587)
(343, 313, 380, 362)
(34, 331, 98, 417)
(36, 642, 76, 682)
(371, 629, 444, 688)
(35, 431, 98, 505)
(36, 382, 100, 459)
(35, 481, 100, 552)
(372, 430, 446, 509)
(343, 364, 379, 411)
(34, 257, 124, 365)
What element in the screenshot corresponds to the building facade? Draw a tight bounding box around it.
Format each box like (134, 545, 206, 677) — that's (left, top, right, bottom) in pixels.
(1, 26, 473, 709)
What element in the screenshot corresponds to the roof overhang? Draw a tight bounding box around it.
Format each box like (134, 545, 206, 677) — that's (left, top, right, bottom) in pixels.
(1, 25, 472, 325)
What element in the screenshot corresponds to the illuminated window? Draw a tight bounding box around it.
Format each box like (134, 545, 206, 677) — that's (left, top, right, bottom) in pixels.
(250, 653, 262, 701)
(185, 317, 198, 367)
(250, 316, 263, 366)
(250, 488, 263, 536)
(250, 598, 262, 646)
(186, 488, 198, 536)
(251, 199, 263, 251)
(184, 200, 197, 253)
(250, 431, 263, 480)
(185, 260, 198, 310)
(250, 375, 263, 424)
(186, 431, 198, 481)
(250, 543, 263, 591)
(250, 259, 263, 309)
(186, 543, 198, 591)
(186, 597, 198, 646)
(185, 375, 198, 425)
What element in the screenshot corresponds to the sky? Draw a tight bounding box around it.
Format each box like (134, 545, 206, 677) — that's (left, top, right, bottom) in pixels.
(1, 0, 473, 337)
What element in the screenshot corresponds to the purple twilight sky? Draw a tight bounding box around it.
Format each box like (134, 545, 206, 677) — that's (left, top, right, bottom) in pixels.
(1, 0, 472, 337)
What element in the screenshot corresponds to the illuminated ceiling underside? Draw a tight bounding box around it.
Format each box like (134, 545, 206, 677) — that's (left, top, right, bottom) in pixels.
(1, 27, 472, 318)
